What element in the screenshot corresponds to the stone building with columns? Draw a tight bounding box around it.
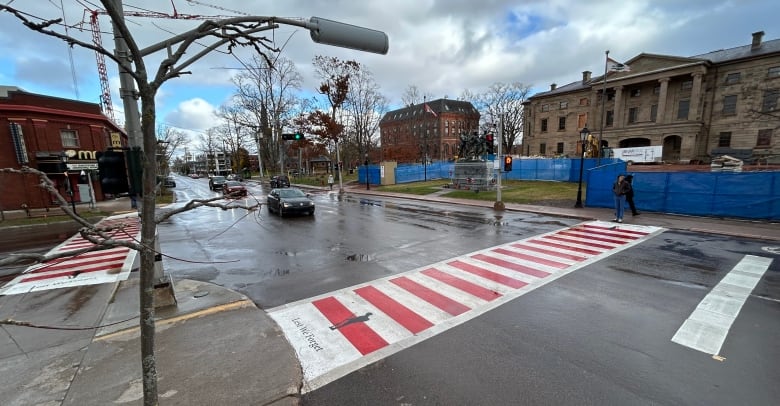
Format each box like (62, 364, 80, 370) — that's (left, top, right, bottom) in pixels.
(522, 31, 780, 164)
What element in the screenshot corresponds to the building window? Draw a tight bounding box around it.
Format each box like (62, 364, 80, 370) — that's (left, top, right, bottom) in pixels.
(725, 72, 741, 85)
(539, 143, 546, 155)
(761, 89, 779, 112)
(757, 129, 772, 147)
(722, 95, 737, 115)
(718, 132, 731, 147)
(628, 107, 638, 123)
(630, 88, 641, 97)
(606, 110, 614, 127)
(681, 80, 693, 91)
(60, 129, 80, 148)
(677, 100, 690, 120)
(768, 66, 780, 78)
(556, 142, 564, 154)
(579, 97, 589, 106)
(653, 86, 660, 95)
(558, 116, 566, 130)
(650, 104, 658, 122)
(577, 113, 587, 129)
(540, 118, 548, 132)
(541, 104, 549, 112)
(607, 92, 615, 101)
(559, 101, 568, 109)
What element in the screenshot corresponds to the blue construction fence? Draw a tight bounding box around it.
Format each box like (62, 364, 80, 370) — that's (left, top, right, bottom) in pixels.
(358, 158, 622, 184)
(358, 159, 780, 220)
(586, 167, 780, 220)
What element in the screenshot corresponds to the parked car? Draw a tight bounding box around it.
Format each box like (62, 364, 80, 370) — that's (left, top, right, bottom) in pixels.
(270, 175, 290, 188)
(222, 180, 247, 197)
(188, 173, 200, 179)
(163, 176, 176, 188)
(266, 187, 315, 217)
(209, 175, 227, 191)
(226, 174, 243, 181)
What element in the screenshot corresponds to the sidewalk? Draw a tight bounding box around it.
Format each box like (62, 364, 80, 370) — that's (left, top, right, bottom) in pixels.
(3, 182, 778, 406)
(341, 185, 780, 241)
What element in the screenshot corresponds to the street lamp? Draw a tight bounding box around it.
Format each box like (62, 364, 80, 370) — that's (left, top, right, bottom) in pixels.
(575, 126, 590, 208)
(60, 152, 77, 214)
(364, 154, 370, 190)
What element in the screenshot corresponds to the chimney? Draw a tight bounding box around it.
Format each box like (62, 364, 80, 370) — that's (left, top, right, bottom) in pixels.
(550, 83, 557, 91)
(582, 71, 591, 83)
(752, 31, 764, 50)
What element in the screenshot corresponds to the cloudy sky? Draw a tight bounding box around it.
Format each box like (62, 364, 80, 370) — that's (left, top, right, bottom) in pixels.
(0, 0, 777, 137)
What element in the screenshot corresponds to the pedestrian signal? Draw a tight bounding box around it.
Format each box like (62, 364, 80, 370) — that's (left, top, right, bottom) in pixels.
(503, 155, 513, 172)
(96, 151, 129, 195)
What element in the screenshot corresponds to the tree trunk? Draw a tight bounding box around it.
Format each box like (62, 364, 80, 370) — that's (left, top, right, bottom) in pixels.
(139, 92, 159, 406)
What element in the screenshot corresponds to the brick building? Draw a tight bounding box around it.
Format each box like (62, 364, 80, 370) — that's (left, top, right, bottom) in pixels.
(523, 31, 780, 163)
(379, 98, 480, 163)
(0, 86, 127, 211)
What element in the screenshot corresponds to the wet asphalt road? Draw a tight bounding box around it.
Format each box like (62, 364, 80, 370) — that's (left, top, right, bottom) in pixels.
(161, 175, 780, 405)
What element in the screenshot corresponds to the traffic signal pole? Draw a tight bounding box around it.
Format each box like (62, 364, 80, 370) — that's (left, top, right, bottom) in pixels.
(494, 115, 505, 211)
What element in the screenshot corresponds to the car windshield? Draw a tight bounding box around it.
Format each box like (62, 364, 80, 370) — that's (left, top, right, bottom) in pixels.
(213, 176, 225, 181)
(278, 189, 306, 198)
(225, 181, 242, 187)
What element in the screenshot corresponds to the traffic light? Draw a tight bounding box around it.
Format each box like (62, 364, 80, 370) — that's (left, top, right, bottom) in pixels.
(282, 132, 305, 141)
(96, 150, 129, 195)
(503, 155, 513, 172)
(485, 132, 494, 155)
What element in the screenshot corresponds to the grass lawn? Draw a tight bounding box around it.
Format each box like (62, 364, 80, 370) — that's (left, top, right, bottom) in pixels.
(377, 179, 583, 205)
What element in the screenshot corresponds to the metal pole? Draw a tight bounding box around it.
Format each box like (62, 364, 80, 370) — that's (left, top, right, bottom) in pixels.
(365, 154, 370, 190)
(597, 50, 610, 166)
(575, 129, 587, 208)
(336, 139, 344, 194)
(496, 116, 503, 203)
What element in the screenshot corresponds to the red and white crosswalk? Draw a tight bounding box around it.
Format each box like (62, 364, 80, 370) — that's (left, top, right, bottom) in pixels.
(269, 220, 664, 392)
(0, 214, 141, 295)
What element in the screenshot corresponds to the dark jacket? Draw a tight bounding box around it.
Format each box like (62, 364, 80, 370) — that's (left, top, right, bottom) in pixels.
(613, 179, 631, 196)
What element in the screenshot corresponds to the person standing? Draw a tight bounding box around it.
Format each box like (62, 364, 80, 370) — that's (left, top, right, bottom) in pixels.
(625, 174, 639, 216)
(612, 174, 630, 223)
(327, 174, 334, 191)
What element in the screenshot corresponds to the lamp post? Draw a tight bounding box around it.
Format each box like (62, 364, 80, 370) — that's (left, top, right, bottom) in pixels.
(60, 152, 77, 214)
(364, 154, 370, 190)
(575, 126, 590, 208)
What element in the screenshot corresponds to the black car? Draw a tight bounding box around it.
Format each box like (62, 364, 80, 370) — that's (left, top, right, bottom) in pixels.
(163, 176, 176, 188)
(269, 175, 290, 188)
(267, 187, 315, 216)
(209, 175, 227, 191)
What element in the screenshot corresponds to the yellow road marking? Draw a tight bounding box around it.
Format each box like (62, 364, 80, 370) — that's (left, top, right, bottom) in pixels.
(95, 299, 254, 341)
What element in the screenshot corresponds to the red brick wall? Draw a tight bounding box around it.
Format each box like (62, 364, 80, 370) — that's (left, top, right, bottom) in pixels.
(1, 89, 126, 210)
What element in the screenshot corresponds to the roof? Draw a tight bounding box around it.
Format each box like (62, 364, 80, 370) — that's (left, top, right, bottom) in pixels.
(380, 98, 479, 123)
(529, 33, 780, 100)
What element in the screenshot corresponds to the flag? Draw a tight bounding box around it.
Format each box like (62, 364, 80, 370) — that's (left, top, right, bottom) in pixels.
(607, 57, 630, 72)
(424, 103, 437, 117)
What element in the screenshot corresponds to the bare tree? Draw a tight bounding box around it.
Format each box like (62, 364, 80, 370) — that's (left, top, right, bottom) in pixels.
(401, 85, 434, 107)
(1, 5, 387, 404)
(473, 82, 532, 154)
(1, 4, 286, 405)
(311, 56, 360, 183)
(232, 54, 303, 174)
(156, 125, 188, 175)
(344, 67, 388, 162)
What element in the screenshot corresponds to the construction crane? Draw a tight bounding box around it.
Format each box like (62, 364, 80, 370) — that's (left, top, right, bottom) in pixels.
(80, 2, 233, 121)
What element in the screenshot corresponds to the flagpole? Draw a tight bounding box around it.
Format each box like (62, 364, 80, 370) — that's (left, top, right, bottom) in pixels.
(597, 50, 609, 166)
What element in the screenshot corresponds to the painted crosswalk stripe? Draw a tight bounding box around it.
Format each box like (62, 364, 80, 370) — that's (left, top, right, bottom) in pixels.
(269, 220, 663, 393)
(389, 276, 470, 316)
(671, 254, 773, 356)
(0, 214, 141, 295)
